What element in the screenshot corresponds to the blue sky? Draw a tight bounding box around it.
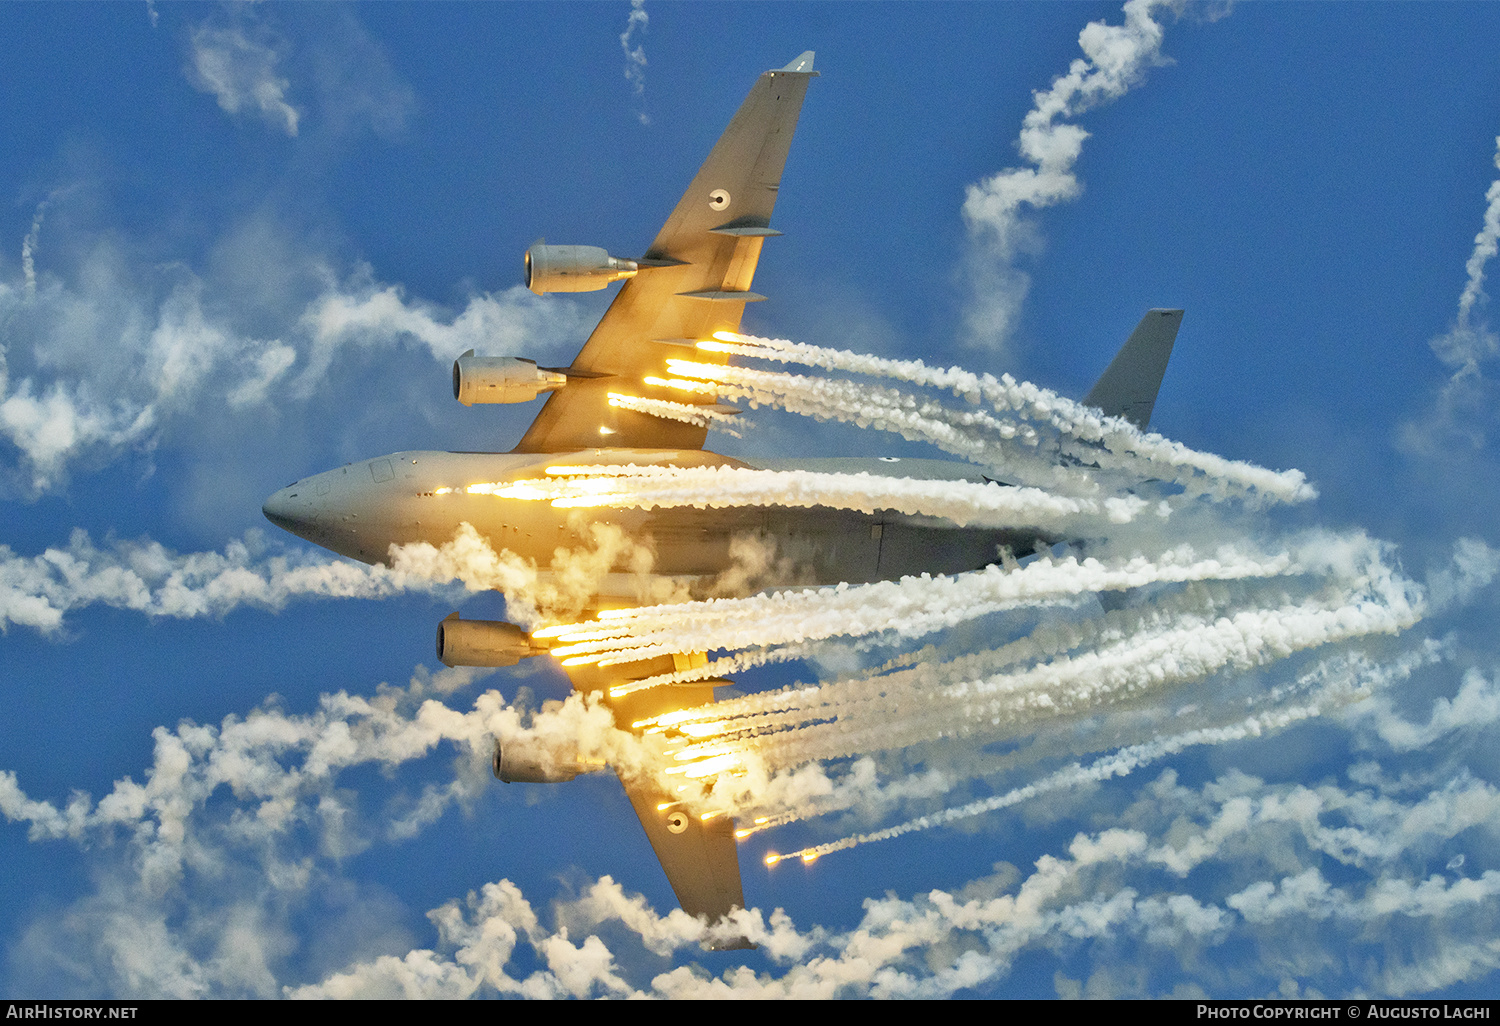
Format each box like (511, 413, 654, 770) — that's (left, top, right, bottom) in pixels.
(3, 1, 1500, 999)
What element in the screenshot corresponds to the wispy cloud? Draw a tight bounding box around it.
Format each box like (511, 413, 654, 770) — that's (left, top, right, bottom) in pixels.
(305, 8, 415, 141)
(186, 23, 301, 137)
(962, 0, 1180, 351)
(182, 7, 414, 143)
(619, 1, 650, 126)
(0, 207, 589, 495)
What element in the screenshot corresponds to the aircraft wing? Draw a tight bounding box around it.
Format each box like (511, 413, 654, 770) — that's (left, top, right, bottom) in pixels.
(514, 52, 818, 454)
(559, 656, 751, 944)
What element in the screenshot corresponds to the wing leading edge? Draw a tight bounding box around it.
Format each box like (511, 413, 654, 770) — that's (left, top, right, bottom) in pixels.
(515, 53, 818, 454)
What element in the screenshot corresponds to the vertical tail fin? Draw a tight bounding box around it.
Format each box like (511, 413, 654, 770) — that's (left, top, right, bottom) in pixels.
(1083, 309, 1183, 429)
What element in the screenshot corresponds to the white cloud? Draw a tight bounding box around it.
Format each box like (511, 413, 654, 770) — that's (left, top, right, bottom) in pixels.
(187, 24, 301, 137)
(0, 209, 589, 493)
(294, 280, 582, 399)
(1353, 668, 1500, 754)
(302, 8, 415, 141)
(282, 759, 1500, 998)
(1427, 537, 1500, 612)
(0, 673, 664, 996)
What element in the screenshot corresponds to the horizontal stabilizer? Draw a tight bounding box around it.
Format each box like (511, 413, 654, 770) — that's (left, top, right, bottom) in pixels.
(1083, 309, 1183, 430)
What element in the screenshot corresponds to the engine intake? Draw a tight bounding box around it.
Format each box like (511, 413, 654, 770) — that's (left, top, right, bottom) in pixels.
(525, 245, 638, 294)
(452, 352, 567, 405)
(436, 613, 544, 667)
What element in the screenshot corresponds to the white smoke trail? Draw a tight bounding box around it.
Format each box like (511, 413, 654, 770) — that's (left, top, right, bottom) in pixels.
(664, 576, 1260, 725)
(962, 0, 1178, 349)
(706, 331, 1316, 503)
(642, 533, 1419, 782)
(385, 520, 662, 628)
(0, 676, 668, 867)
(470, 463, 1135, 527)
(1452, 137, 1500, 349)
(1410, 136, 1500, 452)
(20, 202, 46, 299)
(0, 529, 437, 634)
(285, 737, 1500, 999)
(0, 521, 649, 636)
(587, 527, 1391, 697)
(619, 0, 650, 126)
(663, 356, 1162, 500)
(8, 619, 1492, 999)
(708, 583, 1419, 773)
(779, 703, 1326, 863)
(738, 641, 1451, 839)
(543, 543, 1300, 673)
(605, 392, 745, 435)
(0, 671, 686, 997)
(769, 646, 1416, 861)
(0, 209, 591, 493)
(664, 357, 1102, 492)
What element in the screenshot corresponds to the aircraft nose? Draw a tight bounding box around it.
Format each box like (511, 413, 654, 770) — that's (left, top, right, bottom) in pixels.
(263, 484, 309, 534)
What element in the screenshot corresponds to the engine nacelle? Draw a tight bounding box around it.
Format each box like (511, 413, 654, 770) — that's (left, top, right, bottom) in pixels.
(525, 245, 638, 294)
(436, 613, 543, 667)
(452, 352, 567, 406)
(491, 737, 602, 784)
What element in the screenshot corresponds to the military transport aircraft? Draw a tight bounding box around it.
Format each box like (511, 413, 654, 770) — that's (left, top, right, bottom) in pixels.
(262, 51, 1182, 935)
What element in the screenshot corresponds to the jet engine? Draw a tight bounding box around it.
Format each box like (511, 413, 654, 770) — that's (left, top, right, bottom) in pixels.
(436, 613, 544, 667)
(524, 244, 638, 294)
(491, 736, 603, 783)
(452, 352, 567, 405)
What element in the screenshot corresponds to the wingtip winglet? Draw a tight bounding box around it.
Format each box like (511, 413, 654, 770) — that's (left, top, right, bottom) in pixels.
(779, 50, 816, 73)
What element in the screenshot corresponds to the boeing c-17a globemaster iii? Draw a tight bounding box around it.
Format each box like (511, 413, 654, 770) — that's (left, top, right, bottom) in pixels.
(261, 52, 1182, 936)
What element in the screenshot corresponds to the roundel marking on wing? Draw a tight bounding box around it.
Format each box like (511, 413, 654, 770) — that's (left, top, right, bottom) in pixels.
(666, 811, 690, 834)
(708, 189, 731, 211)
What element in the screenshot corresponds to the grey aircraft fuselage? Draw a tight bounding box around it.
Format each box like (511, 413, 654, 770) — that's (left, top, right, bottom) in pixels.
(261, 448, 1048, 590)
